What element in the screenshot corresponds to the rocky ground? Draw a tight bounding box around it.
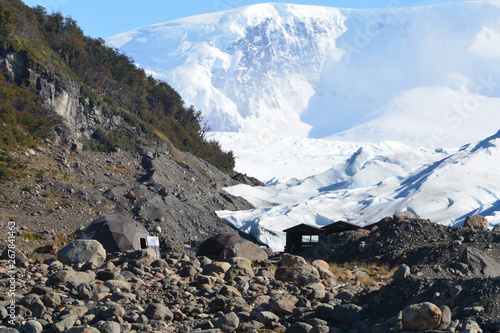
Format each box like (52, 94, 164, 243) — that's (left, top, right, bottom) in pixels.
(0, 215, 498, 333)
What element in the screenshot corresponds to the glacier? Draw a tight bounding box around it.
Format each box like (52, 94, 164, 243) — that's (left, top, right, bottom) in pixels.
(108, 2, 500, 251)
(216, 130, 500, 251)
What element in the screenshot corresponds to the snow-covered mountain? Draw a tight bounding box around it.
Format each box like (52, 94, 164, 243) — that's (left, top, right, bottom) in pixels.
(217, 130, 500, 251)
(108, 1, 500, 147)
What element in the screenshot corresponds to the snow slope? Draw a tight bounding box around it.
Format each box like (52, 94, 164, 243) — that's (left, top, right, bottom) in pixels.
(217, 130, 500, 251)
(108, 1, 500, 147)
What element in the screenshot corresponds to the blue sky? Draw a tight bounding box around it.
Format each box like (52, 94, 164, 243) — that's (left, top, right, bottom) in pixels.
(21, 0, 487, 38)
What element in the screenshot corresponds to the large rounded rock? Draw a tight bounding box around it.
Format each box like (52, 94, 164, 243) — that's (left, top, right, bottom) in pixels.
(57, 239, 106, 267)
(464, 215, 488, 230)
(402, 302, 442, 330)
(225, 257, 254, 280)
(49, 270, 96, 286)
(144, 303, 174, 321)
(281, 253, 307, 267)
(226, 240, 268, 262)
(19, 294, 46, 318)
(216, 311, 240, 333)
(23, 320, 43, 333)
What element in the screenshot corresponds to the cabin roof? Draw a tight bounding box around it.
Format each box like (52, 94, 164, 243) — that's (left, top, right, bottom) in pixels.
(283, 223, 322, 233)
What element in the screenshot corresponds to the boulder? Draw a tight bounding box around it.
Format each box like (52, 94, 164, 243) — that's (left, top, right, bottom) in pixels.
(270, 299, 295, 315)
(23, 320, 43, 333)
(401, 302, 442, 330)
(226, 240, 268, 262)
(202, 261, 231, 276)
(18, 294, 46, 318)
(287, 322, 313, 333)
(144, 303, 174, 321)
(94, 321, 121, 333)
(438, 305, 452, 330)
(49, 270, 97, 286)
(57, 239, 106, 267)
(52, 314, 78, 333)
(393, 211, 419, 221)
(216, 311, 240, 333)
(281, 253, 307, 267)
(104, 279, 131, 293)
(460, 247, 500, 277)
(392, 264, 411, 281)
(311, 259, 330, 270)
(316, 304, 363, 324)
(254, 311, 280, 325)
(464, 215, 489, 230)
(225, 257, 254, 280)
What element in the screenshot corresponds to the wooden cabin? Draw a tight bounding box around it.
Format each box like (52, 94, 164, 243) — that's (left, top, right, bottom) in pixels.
(283, 223, 321, 252)
(321, 221, 361, 235)
(283, 221, 367, 253)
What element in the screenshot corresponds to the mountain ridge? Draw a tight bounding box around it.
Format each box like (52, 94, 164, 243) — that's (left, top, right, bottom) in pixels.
(109, 1, 500, 147)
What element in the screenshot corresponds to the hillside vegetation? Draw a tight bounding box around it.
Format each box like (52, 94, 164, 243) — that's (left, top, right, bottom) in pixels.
(0, 0, 235, 180)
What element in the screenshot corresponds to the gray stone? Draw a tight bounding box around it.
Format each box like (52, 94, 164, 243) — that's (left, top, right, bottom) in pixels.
(101, 305, 126, 320)
(144, 303, 174, 321)
(216, 312, 240, 333)
(225, 257, 254, 280)
(461, 247, 500, 277)
(453, 262, 469, 274)
(77, 283, 96, 301)
(316, 303, 363, 324)
(23, 320, 43, 333)
(50, 270, 97, 286)
(296, 272, 320, 286)
(270, 299, 295, 315)
(151, 259, 170, 268)
(19, 294, 46, 318)
(57, 239, 106, 267)
(402, 302, 442, 330)
(438, 305, 452, 330)
(104, 280, 131, 293)
(287, 322, 313, 333)
(393, 211, 419, 221)
(52, 314, 78, 333)
(281, 253, 307, 267)
(202, 262, 231, 276)
(254, 310, 280, 325)
(94, 321, 121, 333)
(463, 215, 488, 230)
(301, 282, 326, 300)
(219, 285, 242, 298)
(225, 240, 268, 262)
(0, 329, 20, 333)
(392, 264, 411, 281)
(311, 325, 330, 333)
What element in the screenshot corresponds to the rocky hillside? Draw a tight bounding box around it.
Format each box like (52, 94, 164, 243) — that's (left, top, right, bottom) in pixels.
(0, 143, 253, 251)
(0, 0, 254, 249)
(0, 216, 498, 332)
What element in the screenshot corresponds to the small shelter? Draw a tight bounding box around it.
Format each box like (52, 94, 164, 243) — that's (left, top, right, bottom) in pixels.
(283, 224, 322, 253)
(321, 221, 361, 235)
(196, 233, 268, 261)
(81, 214, 160, 257)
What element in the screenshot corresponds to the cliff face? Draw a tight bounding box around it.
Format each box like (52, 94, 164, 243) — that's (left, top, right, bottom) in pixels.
(0, 50, 122, 141)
